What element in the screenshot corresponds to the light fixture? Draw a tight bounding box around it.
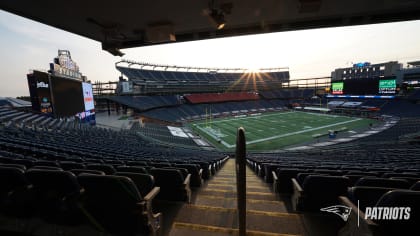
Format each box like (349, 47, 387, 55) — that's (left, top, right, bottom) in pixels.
(208, 0, 231, 30)
(210, 9, 226, 30)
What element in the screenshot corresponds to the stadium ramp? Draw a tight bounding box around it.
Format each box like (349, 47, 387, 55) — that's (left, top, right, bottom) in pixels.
(168, 158, 306, 236)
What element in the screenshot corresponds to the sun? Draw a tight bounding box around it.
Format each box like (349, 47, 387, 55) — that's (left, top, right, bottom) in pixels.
(245, 67, 261, 73)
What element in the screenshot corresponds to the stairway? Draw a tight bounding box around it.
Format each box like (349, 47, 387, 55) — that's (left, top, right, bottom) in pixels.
(168, 159, 306, 236)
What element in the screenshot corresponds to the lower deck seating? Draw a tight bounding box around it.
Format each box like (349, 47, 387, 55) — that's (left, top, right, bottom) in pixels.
(292, 175, 349, 211)
(150, 168, 191, 202)
(78, 174, 161, 235)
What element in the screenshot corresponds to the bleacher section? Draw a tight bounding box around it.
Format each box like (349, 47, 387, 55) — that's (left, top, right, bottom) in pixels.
(184, 92, 259, 104)
(107, 95, 179, 111)
(248, 139, 420, 235)
(116, 62, 289, 94)
(259, 89, 315, 99)
(0, 110, 228, 235)
(141, 99, 286, 122)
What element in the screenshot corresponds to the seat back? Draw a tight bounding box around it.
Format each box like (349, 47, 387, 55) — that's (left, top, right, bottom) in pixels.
(348, 186, 395, 210)
(276, 168, 301, 193)
(150, 168, 184, 187)
(0, 166, 31, 218)
(0, 166, 28, 195)
(374, 190, 420, 235)
(34, 160, 60, 167)
(70, 169, 105, 176)
(176, 164, 202, 187)
(25, 169, 81, 223)
(116, 166, 148, 174)
(60, 161, 86, 170)
(86, 164, 116, 175)
(11, 159, 34, 168)
(355, 177, 410, 189)
(302, 175, 349, 210)
(410, 180, 420, 191)
(78, 174, 148, 235)
(150, 168, 188, 201)
(116, 172, 154, 197)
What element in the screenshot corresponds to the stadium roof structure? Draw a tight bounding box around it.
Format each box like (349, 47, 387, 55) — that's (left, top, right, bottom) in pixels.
(2, 1, 420, 56)
(116, 60, 289, 73)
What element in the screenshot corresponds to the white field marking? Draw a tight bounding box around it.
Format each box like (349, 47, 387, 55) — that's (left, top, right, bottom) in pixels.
(193, 111, 341, 127)
(193, 111, 296, 126)
(195, 125, 232, 147)
(204, 117, 362, 148)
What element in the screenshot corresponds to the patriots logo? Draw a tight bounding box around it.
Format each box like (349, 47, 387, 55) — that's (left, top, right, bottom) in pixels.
(320, 205, 352, 221)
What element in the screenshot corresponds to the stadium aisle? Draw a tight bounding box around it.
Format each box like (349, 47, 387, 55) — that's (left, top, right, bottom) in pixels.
(168, 159, 306, 236)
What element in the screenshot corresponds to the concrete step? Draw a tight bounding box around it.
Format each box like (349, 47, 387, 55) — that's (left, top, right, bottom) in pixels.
(171, 205, 305, 235)
(170, 222, 301, 236)
(205, 184, 273, 193)
(193, 195, 287, 213)
(198, 189, 278, 201)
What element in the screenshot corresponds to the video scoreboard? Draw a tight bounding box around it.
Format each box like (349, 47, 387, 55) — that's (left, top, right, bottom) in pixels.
(27, 50, 95, 124)
(330, 77, 397, 97)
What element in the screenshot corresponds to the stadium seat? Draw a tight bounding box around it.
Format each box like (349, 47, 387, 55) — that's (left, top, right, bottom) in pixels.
(151, 162, 172, 168)
(348, 186, 395, 210)
(340, 190, 420, 236)
(355, 177, 411, 189)
(381, 172, 419, 178)
(30, 166, 63, 171)
(34, 160, 60, 167)
(25, 169, 82, 225)
(78, 174, 161, 236)
(116, 166, 148, 174)
(116, 172, 155, 197)
(70, 169, 106, 176)
(410, 181, 420, 190)
(374, 190, 420, 235)
(150, 168, 191, 202)
(175, 164, 203, 187)
(0, 163, 26, 170)
(0, 166, 31, 219)
(390, 177, 420, 186)
(292, 175, 349, 211)
(85, 164, 116, 175)
(192, 161, 211, 180)
(272, 168, 302, 194)
(59, 161, 86, 170)
(126, 161, 149, 166)
(10, 159, 34, 168)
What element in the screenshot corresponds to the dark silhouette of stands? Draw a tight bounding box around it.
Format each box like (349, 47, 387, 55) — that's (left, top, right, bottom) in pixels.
(116, 65, 289, 94)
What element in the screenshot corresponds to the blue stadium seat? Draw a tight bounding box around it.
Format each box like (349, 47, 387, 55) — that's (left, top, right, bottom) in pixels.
(150, 168, 191, 202)
(78, 174, 161, 235)
(292, 175, 349, 211)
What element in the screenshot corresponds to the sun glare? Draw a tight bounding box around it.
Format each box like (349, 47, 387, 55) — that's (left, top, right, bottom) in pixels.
(246, 68, 261, 73)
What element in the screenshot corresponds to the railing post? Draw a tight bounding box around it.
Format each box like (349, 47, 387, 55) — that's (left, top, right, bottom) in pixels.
(236, 127, 246, 236)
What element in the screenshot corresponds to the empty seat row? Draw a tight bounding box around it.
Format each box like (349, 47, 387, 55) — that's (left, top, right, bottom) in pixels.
(0, 166, 162, 235)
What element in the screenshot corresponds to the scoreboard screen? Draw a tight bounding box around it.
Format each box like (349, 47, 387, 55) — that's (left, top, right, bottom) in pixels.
(50, 76, 85, 117)
(331, 82, 344, 95)
(330, 77, 397, 96)
(378, 79, 397, 94)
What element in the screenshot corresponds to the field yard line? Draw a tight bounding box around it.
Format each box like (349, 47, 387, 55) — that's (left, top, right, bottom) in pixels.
(245, 118, 362, 145)
(193, 111, 295, 125)
(195, 125, 233, 148)
(205, 117, 361, 148)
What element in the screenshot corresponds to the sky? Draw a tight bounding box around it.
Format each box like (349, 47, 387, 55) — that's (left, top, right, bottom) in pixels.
(1, 10, 420, 97)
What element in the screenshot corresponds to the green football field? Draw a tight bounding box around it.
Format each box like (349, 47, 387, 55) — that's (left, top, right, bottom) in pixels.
(190, 111, 378, 151)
